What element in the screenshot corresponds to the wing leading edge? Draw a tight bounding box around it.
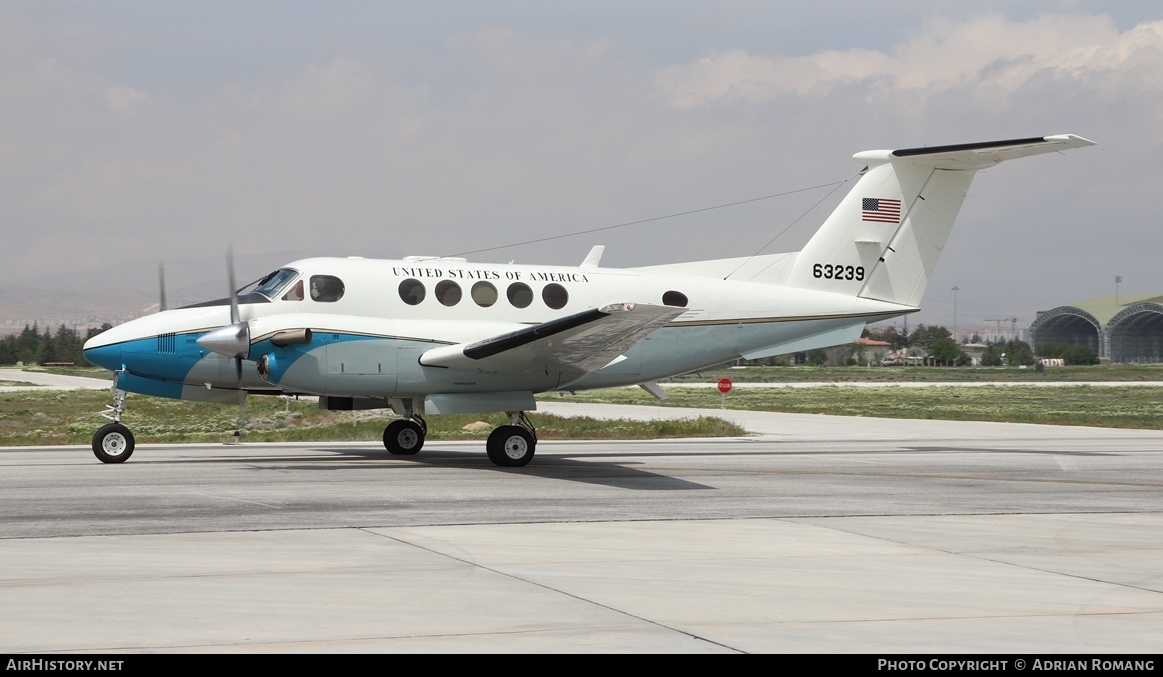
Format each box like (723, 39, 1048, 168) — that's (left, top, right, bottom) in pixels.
(419, 303, 685, 375)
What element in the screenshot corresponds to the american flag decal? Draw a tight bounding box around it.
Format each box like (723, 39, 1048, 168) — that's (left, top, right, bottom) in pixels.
(862, 198, 901, 223)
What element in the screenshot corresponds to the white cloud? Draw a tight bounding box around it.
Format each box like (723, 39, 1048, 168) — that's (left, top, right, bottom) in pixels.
(656, 14, 1163, 108)
(104, 84, 148, 111)
(274, 56, 381, 121)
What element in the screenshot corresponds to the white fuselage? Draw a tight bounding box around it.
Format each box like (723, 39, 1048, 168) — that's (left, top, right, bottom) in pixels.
(83, 255, 911, 407)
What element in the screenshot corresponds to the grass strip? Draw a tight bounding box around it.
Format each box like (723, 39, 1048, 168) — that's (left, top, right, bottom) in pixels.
(549, 384, 1163, 430)
(664, 364, 1163, 383)
(0, 390, 743, 446)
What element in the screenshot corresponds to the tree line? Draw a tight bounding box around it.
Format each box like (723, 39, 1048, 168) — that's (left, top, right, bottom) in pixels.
(780, 323, 1099, 367)
(0, 323, 111, 366)
(864, 324, 1097, 366)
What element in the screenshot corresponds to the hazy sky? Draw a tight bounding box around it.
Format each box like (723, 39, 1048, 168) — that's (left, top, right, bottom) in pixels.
(2, 1, 1161, 326)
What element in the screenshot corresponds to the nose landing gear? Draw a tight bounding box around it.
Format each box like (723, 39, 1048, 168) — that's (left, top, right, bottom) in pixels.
(93, 422, 135, 463)
(93, 377, 134, 463)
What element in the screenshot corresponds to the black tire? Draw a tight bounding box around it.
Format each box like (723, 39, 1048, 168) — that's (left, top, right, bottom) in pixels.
(383, 419, 424, 455)
(92, 423, 135, 464)
(486, 425, 536, 467)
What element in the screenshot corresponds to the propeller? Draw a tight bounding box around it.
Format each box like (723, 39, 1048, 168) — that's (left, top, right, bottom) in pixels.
(158, 262, 168, 312)
(195, 246, 250, 438)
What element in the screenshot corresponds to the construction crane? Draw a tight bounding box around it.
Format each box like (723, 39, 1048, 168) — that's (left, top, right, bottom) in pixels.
(984, 316, 1020, 340)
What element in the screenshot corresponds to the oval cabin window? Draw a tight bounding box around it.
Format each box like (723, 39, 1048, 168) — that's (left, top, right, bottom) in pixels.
(507, 282, 533, 308)
(398, 279, 426, 306)
(542, 283, 568, 310)
(472, 281, 498, 307)
(435, 280, 462, 307)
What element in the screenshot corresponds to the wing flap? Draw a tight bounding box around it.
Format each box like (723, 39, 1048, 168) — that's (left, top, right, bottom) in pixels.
(419, 303, 684, 374)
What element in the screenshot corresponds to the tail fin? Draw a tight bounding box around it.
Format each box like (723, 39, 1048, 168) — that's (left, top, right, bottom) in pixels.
(785, 135, 1095, 307)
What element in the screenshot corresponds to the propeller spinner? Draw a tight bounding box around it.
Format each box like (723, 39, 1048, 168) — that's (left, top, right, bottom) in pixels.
(196, 322, 250, 360)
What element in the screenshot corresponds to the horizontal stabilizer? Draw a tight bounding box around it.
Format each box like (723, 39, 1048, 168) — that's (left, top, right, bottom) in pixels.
(419, 303, 685, 374)
(855, 134, 1096, 170)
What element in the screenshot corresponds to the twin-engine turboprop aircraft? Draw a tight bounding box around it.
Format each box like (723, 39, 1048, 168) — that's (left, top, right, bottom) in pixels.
(82, 135, 1095, 466)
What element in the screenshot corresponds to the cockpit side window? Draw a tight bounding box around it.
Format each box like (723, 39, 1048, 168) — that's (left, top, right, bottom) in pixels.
(281, 280, 304, 301)
(310, 275, 345, 302)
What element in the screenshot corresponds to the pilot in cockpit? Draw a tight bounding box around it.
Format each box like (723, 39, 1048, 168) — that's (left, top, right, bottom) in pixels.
(282, 280, 304, 301)
(310, 275, 344, 302)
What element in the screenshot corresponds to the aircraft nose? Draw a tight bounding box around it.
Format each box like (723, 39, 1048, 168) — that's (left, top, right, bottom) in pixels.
(82, 342, 122, 371)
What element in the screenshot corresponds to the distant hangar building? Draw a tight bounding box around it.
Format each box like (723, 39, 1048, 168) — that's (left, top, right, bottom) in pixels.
(1029, 294, 1163, 363)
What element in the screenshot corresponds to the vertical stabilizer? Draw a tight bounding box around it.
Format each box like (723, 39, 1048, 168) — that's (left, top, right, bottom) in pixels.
(784, 135, 1095, 307)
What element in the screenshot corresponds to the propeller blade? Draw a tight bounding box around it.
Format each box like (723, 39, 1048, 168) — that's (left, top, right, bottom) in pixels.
(227, 246, 239, 326)
(158, 262, 168, 312)
(235, 356, 247, 434)
(196, 247, 252, 359)
(201, 245, 248, 442)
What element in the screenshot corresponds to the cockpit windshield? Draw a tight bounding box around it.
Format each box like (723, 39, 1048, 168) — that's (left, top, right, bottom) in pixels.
(239, 268, 300, 301)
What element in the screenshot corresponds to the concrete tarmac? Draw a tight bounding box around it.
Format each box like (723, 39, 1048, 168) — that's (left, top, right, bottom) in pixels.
(1, 403, 1161, 654)
(0, 368, 110, 392)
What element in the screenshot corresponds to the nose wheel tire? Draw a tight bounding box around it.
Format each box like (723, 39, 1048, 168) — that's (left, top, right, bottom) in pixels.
(92, 423, 135, 463)
(383, 419, 425, 455)
(486, 425, 536, 467)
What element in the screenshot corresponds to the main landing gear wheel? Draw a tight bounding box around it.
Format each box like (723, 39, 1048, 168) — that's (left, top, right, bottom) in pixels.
(92, 423, 135, 464)
(486, 425, 536, 467)
(383, 419, 425, 455)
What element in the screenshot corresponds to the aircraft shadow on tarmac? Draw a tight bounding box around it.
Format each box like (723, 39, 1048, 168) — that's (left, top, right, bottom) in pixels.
(239, 445, 718, 491)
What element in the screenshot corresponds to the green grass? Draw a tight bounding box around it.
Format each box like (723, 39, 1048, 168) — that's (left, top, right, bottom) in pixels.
(664, 364, 1163, 383)
(0, 390, 744, 446)
(550, 385, 1163, 430)
(13, 365, 112, 380)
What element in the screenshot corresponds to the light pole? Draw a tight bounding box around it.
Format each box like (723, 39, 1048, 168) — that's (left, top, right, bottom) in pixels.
(1115, 276, 1122, 305)
(952, 286, 960, 343)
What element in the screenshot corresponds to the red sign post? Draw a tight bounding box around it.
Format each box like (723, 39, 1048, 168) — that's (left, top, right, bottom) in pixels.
(717, 378, 733, 394)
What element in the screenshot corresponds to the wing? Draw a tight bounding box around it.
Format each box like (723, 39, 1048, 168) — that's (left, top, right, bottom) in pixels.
(419, 303, 685, 374)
